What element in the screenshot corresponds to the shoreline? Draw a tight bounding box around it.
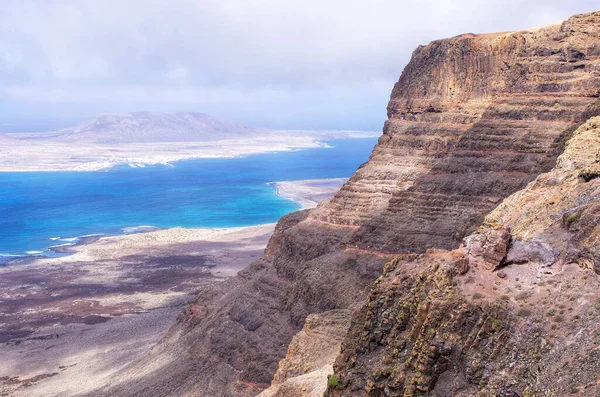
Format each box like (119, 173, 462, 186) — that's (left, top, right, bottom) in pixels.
(268, 178, 348, 209)
(0, 177, 346, 396)
(1, 178, 348, 262)
(0, 134, 379, 173)
(0, 224, 275, 397)
(0, 224, 277, 397)
(0, 142, 326, 172)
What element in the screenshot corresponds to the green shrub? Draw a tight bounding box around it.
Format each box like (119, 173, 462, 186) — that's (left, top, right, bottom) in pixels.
(516, 291, 530, 301)
(566, 214, 581, 224)
(518, 308, 532, 317)
(491, 318, 503, 331)
(328, 374, 340, 388)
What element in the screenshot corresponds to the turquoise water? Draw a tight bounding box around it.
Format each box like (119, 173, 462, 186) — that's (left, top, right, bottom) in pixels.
(0, 138, 377, 261)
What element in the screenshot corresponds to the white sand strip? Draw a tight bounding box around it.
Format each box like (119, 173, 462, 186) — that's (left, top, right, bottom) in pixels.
(269, 178, 348, 209)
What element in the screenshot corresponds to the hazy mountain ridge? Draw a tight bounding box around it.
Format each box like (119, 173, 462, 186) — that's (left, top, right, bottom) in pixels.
(10, 112, 377, 145)
(48, 112, 271, 144)
(0, 132, 15, 141)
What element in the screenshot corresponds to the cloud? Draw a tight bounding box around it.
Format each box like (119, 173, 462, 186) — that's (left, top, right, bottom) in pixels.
(0, 0, 597, 130)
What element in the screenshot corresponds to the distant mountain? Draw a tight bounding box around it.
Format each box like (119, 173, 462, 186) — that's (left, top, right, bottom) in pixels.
(0, 132, 14, 141)
(48, 112, 271, 144)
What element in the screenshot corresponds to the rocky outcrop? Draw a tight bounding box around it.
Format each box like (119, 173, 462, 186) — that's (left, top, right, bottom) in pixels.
(327, 116, 600, 395)
(257, 309, 353, 397)
(463, 225, 511, 271)
(95, 11, 600, 397)
(327, 257, 531, 396)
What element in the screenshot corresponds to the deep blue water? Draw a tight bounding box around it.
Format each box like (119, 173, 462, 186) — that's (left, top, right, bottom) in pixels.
(0, 138, 377, 260)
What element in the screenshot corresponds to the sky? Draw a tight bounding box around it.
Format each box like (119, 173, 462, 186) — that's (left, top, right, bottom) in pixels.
(0, 0, 598, 132)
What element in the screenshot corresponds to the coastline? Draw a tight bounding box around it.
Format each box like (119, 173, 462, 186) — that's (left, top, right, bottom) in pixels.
(0, 177, 345, 397)
(0, 224, 277, 397)
(0, 138, 326, 172)
(269, 178, 348, 209)
(0, 134, 379, 172)
(1, 177, 349, 262)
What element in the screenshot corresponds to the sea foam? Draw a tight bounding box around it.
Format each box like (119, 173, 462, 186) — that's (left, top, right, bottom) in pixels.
(121, 225, 158, 234)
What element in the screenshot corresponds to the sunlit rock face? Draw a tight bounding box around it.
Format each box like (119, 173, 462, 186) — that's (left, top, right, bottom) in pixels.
(316, 10, 600, 253)
(328, 116, 600, 396)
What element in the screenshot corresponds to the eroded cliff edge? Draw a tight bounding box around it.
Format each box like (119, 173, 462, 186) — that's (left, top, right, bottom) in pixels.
(326, 115, 600, 396)
(94, 10, 600, 397)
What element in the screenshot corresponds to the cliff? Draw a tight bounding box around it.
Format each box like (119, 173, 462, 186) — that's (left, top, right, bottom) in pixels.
(327, 116, 600, 396)
(316, 11, 600, 253)
(94, 10, 600, 397)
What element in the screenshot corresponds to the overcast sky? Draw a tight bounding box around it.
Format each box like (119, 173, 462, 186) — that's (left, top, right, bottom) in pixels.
(0, 0, 597, 132)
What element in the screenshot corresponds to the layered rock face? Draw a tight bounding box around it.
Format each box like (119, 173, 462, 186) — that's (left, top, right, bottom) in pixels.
(328, 116, 600, 396)
(95, 11, 600, 397)
(317, 11, 600, 253)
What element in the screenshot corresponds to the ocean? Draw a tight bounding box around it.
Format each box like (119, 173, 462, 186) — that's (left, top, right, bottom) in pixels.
(0, 138, 377, 261)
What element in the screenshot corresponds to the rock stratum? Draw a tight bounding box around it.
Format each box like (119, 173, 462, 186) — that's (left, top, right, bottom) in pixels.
(94, 11, 600, 397)
(327, 116, 600, 397)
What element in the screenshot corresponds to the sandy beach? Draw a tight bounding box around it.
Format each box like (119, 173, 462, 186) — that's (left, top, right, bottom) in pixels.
(268, 178, 348, 209)
(0, 178, 344, 397)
